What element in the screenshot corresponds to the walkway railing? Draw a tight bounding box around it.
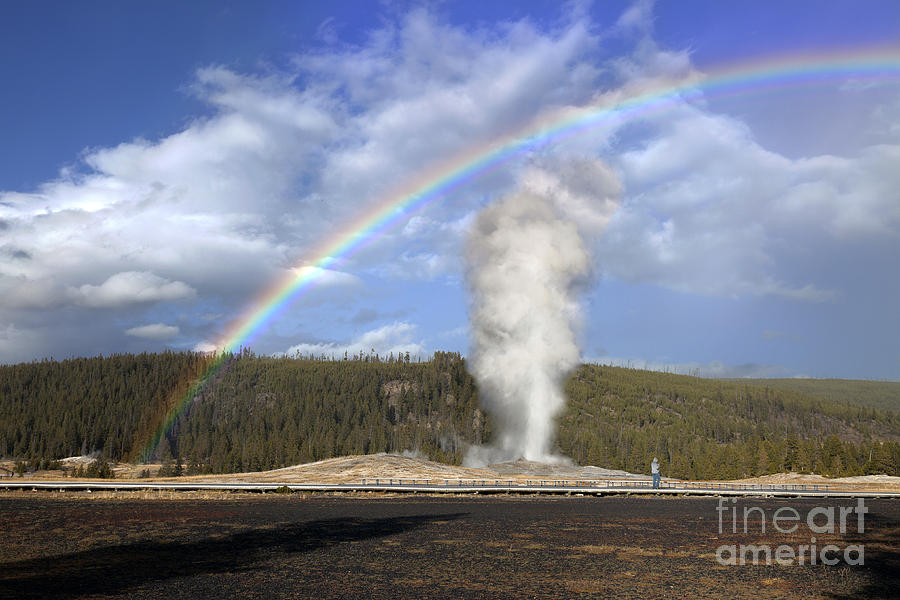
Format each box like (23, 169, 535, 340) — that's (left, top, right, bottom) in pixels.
(359, 478, 830, 492)
(6, 479, 895, 496)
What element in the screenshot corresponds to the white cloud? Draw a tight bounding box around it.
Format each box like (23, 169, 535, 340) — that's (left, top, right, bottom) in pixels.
(68, 271, 196, 308)
(125, 323, 180, 340)
(193, 341, 218, 353)
(284, 322, 425, 360)
(291, 266, 359, 288)
(0, 4, 897, 367)
(615, 0, 655, 36)
(0, 7, 615, 364)
(596, 100, 900, 300)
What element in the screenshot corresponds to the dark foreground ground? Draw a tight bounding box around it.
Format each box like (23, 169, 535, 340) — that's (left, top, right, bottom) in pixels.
(1, 492, 898, 599)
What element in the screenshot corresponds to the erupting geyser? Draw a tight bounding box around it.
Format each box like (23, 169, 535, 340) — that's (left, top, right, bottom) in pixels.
(464, 187, 591, 465)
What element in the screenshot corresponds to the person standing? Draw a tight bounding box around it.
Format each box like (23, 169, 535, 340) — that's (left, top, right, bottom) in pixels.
(651, 457, 661, 489)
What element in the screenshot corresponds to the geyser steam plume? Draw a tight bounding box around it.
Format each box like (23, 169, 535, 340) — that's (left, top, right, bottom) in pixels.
(464, 187, 591, 465)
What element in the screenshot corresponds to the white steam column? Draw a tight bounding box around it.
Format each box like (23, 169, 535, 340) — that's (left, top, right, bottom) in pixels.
(464, 188, 590, 465)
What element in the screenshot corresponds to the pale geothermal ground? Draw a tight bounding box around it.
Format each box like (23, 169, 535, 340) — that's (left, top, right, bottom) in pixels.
(5, 453, 900, 492)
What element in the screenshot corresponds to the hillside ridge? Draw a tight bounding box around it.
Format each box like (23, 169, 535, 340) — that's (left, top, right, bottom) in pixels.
(1, 351, 897, 480)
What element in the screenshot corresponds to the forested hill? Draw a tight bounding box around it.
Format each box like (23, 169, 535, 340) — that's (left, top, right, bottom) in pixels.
(1, 351, 897, 479)
(0, 351, 484, 473)
(559, 366, 899, 479)
(723, 378, 900, 412)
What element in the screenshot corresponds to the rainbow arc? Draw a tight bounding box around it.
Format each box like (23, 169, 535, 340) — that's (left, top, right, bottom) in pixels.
(137, 46, 900, 461)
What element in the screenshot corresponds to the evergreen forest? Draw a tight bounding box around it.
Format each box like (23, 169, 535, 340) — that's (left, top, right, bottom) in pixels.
(1, 351, 897, 479)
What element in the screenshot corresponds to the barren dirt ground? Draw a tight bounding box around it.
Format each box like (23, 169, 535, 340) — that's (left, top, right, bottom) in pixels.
(1, 493, 898, 599)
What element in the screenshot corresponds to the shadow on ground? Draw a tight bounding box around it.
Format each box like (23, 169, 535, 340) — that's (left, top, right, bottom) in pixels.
(827, 509, 900, 600)
(0, 512, 467, 599)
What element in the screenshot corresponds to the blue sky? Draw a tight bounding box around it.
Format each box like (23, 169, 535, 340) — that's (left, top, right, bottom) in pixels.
(1, 1, 899, 380)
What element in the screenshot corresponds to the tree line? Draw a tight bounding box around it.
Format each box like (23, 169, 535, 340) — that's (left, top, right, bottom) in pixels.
(558, 364, 899, 479)
(0, 351, 897, 479)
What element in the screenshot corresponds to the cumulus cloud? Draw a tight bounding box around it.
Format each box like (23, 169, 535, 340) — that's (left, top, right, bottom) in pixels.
(0, 7, 616, 362)
(68, 271, 196, 308)
(125, 323, 180, 340)
(0, 3, 897, 367)
(193, 341, 219, 354)
(615, 0, 655, 36)
(283, 322, 425, 360)
(596, 101, 900, 300)
(291, 266, 360, 288)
